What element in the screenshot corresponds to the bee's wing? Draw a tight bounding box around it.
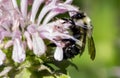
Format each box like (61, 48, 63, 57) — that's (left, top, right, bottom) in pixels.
(88, 36, 96, 60)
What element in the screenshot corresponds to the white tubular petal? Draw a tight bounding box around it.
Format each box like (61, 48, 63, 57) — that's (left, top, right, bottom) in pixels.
(37, 0, 56, 25)
(59, 4, 79, 12)
(12, 0, 18, 8)
(12, 39, 26, 63)
(54, 47, 63, 61)
(64, 0, 73, 4)
(52, 32, 77, 41)
(4, 40, 13, 49)
(32, 32, 46, 56)
(0, 49, 6, 65)
(0, 66, 12, 76)
(21, 0, 28, 18)
(37, 6, 51, 25)
(12, 20, 19, 31)
(30, 0, 44, 23)
(43, 11, 58, 24)
(24, 31, 33, 50)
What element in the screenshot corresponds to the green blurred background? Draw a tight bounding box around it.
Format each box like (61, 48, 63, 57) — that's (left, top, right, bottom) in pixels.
(67, 0, 120, 78)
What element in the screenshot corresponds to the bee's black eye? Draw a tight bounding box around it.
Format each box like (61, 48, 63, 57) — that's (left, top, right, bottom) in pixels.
(72, 12, 86, 19)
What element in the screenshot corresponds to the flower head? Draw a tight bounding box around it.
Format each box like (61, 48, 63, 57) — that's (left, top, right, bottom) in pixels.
(0, 0, 82, 64)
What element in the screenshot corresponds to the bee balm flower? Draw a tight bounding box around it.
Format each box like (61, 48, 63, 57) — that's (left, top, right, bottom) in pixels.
(0, 0, 80, 64)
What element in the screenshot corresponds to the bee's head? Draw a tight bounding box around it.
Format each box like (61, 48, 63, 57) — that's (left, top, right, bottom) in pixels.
(69, 11, 93, 30)
(71, 11, 86, 19)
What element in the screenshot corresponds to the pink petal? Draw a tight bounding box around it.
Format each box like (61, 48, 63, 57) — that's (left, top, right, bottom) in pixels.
(30, 0, 44, 22)
(54, 46, 63, 61)
(37, 0, 57, 25)
(4, 40, 13, 49)
(12, 39, 26, 63)
(42, 8, 67, 24)
(32, 32, 46, 56)
(27, 24, 37, 34)
(11, 0, 18, 9)
(21, 0, 28, 18)
(64, 0, 73, 4)
(24, 31, 33, 50)
(0, 66, 12, 76)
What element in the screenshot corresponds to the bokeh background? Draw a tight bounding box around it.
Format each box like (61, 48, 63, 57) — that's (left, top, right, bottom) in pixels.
(67, 0, 120, 78)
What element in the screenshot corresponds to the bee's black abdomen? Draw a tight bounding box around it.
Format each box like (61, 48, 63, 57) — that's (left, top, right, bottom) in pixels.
(63, 44, 80, 59)
(62, 39, 80, 59)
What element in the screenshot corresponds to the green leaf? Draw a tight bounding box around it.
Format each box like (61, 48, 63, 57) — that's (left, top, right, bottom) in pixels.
(56, 74, 71, 78)
(42, 74, 70, 78)
(43, 76, 55, 78)
(15, 68, 31, 78)
(18, 60, 31, 70)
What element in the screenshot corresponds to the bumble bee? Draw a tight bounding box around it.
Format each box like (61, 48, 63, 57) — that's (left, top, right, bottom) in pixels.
(62, 11, 96, 60)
